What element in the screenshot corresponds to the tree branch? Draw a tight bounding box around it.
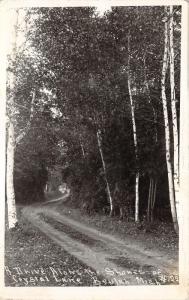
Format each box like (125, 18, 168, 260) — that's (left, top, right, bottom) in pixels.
(16, 90, 36, 144)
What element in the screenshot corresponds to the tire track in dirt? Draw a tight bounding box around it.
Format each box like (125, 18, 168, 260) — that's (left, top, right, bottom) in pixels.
(43, 206, 177, 272)
(22, 204, 178, 285)
(23, 206, 139, 285)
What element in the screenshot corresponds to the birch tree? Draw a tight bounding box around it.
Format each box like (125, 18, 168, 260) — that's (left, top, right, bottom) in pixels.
(169, 6, 180, 226)
(97, 129, 114, 216)
(6, 9, 19, 229)
(161, 8, 178, 233)
(143, 52, 158, 222)
(6, 9, 35, 229)
(26, 6, 181, 223)
(127, 34, 140, 223)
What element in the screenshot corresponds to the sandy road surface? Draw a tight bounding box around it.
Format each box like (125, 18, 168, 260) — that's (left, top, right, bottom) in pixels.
(22, 197, 178, 286)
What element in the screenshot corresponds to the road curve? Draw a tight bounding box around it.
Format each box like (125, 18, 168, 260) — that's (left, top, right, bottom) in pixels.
(22, 199, 178, 286)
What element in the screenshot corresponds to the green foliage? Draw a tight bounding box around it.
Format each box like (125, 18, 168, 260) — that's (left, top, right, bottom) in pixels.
(8, 6, 181, 221)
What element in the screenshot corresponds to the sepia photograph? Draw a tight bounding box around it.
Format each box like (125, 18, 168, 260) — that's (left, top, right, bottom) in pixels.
(0, 0, 189, 299)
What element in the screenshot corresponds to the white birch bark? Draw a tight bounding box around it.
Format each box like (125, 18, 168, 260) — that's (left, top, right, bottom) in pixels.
(161, 12, 178, 233)
(97, 129, 113, 215)
(6, 120, 18, 228)
(6, 9, 19, 229)
(135, 172, 140, 222)
(127, 35, 139, 222)
(6, 9, 35, 229)
(169, 6, 180, 226)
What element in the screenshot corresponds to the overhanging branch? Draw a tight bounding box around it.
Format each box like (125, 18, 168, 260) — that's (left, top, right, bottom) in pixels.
(16, 90, 36, 145)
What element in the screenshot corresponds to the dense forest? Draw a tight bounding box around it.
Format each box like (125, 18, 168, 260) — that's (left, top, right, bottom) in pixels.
(6, 6, 181, 233)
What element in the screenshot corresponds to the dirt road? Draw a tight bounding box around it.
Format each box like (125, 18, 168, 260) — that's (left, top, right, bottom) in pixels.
(22, 196, 178, 286)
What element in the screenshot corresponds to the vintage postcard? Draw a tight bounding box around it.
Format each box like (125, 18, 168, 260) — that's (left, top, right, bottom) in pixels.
(0, 0, 188, 299)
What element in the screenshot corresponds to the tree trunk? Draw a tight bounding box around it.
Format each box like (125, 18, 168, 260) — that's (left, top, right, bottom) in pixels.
(151, 179, 157, 222)
(169, 6, 180, 227)
(161, 11, 178, 233)
(147, 177, 157, 222)
(6, 120, 18, 229)
(6, 9, 35, 229)
(135, 172, 140, 222)
(147, 178, 152, 222)
(127, 34, 139, 222)
(143, 54, 158, 143)
(97, 129, 113, 216)
(6, 9, 19, 229)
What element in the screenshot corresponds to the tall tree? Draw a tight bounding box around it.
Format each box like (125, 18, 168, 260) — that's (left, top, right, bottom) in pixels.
(24, 6, 181, 225)
(96, 129, 113, 216)
(127, 33, 140, 223)
(6, 9, 20, 229)
(169, 6, 180, 226)
(161, 7, 178, 233)
(6, 9, 35, 229)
